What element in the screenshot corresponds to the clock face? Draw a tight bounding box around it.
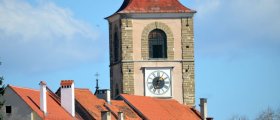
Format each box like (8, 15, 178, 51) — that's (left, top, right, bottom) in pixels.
(147, 70, 171, 95)
(144, 68, 172, 97)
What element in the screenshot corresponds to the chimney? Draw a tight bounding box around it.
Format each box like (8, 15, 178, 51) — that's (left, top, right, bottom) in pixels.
(60, 80, 75, 117)
(96, 89, 111, 104)
(200, 98, 208, 120)
(101, 111, 111, 120)
(39, 81, 47, 115)
(118, 111, 124, 120)
(206, 117, 213, 120)
(106, 90, 111, 104)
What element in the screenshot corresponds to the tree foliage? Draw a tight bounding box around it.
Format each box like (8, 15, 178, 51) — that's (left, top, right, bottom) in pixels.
(229, 114, 249, 120)
(0, 61, 4, 120)
(229, 107, 280, 120)
(256, 107, 280, 120)
(0, 61, 5, 97)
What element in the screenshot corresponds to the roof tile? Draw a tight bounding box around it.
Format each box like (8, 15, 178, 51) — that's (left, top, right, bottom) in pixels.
(121, 94, 201, 120)
(117, 0, 195, 13)
(60, 80, 74, 86)
(75, 88, 141, 120)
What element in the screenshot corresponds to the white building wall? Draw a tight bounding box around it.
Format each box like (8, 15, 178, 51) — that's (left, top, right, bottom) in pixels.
(0, 87, 39, 120)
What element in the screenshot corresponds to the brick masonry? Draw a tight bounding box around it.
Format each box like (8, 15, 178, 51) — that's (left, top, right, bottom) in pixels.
(121, 62, 134, 94)
(109, 18, 135, 98)
(141, 22, 174, 60)
(120, 18, 134, 94)
(181, 18, 195, 106)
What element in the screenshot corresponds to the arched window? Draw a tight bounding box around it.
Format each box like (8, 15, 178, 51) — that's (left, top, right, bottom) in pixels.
(148, 29, 167, 58)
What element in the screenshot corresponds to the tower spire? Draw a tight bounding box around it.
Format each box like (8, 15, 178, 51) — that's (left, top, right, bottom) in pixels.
(95, 72, 99, 92)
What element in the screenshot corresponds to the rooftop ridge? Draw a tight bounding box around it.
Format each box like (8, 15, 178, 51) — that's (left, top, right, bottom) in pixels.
(9, 84, 39, 92)
(75, 88, 90, 90)
(115, 0, 195, 14)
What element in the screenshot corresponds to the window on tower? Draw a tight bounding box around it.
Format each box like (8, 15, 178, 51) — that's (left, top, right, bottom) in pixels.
(148, 29, 167, 58)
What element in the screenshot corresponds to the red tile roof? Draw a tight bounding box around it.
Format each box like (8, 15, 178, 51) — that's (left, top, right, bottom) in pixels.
(75, 88, 141, 120)
(116, 0, 195, 13)
(121, 94, 201, 120)
(8, 85, 200, 120)
(60, 80, 74, 86)
(75, 88, 108, 120)
(107, 100, 141, 120)
(9, 85, 76, 120)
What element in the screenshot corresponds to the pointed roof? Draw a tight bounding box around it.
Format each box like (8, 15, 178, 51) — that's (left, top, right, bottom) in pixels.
(116, 0, 195, 13)
(121, 94, 201, 120)
(8, 85, 77, 120)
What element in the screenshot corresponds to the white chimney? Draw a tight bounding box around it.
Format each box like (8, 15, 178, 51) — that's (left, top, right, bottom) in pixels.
(200, 98, 208, 120)
(39, 81, 47, 115)
(118, 111, 124, 120)
(101, 111, 111, 120)
(106, 90, 111, 104)
(60, 80, 75, 117)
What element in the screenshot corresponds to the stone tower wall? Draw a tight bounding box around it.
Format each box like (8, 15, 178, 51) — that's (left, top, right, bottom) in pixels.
(181, 18, 195, 105)
(120, 18, 134, 94)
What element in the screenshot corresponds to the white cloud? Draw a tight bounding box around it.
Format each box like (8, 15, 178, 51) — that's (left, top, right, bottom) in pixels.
(228, 0, 280, 41)
(193, 0, 280, 58)
(0, 0, 100, 74)
(0, 0, 97, 41)
(193, 0, 221, 19)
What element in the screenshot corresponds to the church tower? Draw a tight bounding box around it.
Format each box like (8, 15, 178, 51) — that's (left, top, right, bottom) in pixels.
(106, 0, 196, 105)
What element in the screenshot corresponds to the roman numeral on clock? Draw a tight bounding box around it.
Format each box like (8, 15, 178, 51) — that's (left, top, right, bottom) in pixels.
(164, 85, 169, 89)
(165, 81, 170, 84)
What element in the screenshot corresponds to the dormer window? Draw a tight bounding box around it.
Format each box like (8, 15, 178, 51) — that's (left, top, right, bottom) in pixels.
(148, 29, 167, 59)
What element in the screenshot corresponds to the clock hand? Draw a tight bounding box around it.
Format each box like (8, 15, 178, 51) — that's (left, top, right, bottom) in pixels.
(160, 74, 164, 80)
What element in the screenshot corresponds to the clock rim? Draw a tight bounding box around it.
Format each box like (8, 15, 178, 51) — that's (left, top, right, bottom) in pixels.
(144, 68, 173, 97)
(147, 70, 171, 95)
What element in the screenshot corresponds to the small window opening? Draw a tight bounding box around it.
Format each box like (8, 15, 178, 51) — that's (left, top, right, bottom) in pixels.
(6, 106, 11, 114)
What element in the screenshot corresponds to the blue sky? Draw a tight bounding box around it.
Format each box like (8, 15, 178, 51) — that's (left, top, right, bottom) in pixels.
(0, 0, 280, 119)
